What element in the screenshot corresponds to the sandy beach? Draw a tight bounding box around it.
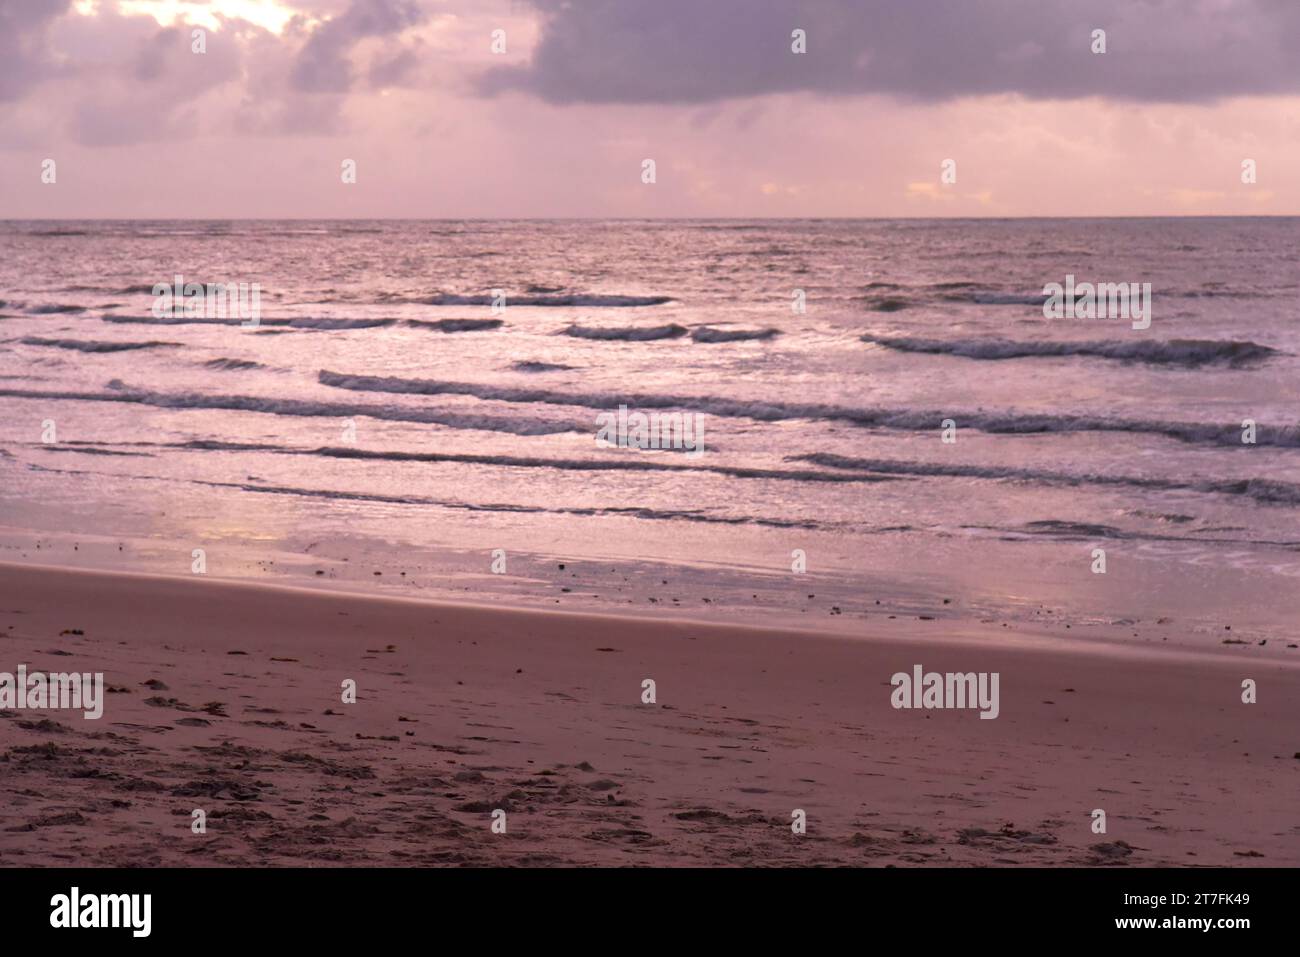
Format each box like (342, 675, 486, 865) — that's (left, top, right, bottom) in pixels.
(0, 561, 1294, 867)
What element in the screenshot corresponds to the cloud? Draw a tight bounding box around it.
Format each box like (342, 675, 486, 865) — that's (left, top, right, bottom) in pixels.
(480, 0, 1300, 104)
(290, 0, 427, 93)
(367, 44, 423, 89)
(0, 0, 73, 102)
(0, 1, 426, 145)
(55, 13, 245, 146)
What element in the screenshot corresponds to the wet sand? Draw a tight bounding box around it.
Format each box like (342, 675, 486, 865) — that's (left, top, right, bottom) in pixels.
(0, 562, 1296, 866)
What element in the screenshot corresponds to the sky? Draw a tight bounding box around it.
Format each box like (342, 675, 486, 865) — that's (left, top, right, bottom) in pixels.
(2, 0, 1300, 218)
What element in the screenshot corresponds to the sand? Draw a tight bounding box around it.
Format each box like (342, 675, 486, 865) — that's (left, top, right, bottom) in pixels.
(0, 561, 1295, 867)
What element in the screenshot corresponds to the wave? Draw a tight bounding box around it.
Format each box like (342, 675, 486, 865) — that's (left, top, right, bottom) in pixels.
(858, 284, 1274, 311)
(963, 288, 1272, 304)
(861, 335, 1279, 367)
(203, 357, 265, 371)
(20, 337, 180, 353)
(969, 519, 1300, 548)
(406, 318, 503, 333)
(169, 439, 902, 486)
(244, 317, 400, 330)
(316, 370, 1300, 448)
(690, 326, 781, 343)
(38, 444, 155, 457)
(795, 453, 1300, 507)
(102, 316, 397, 330)
(1175, 287, 1273, 299)
(60, 284, 159, 295)
(27, 304, 86, 314)
(400, 293, 672, 307)
(561, 323, 687, 341)
(511, 361, 576, 373)
(968, 292, 1049, 305)
(858, 286, 1045, 310)
(100, 314, 252, 327)
(1020, 520, 1129, 539)
(0, 384, 579, 436)
(15, 455, 828, 530)
(188, 479, 822, 530)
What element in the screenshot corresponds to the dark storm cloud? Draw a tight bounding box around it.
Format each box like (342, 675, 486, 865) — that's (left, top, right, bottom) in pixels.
(290, 0, 428, 93)
(0, 0, 72, 102)
(479, 0, 1300, 104)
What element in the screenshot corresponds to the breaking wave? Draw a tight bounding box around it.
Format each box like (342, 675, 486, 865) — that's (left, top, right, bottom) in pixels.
(0, 384, 579, 436)
(795, 453, 1300, 507)
(395, 293, 672, 307)
(861, 335, 1280, 367)
(26, 304, 86, 314)
(511, 361, 576, 373)
(20, 337, 180, 353)
(317, 370, 1300, 448)
(190, 479, 822, 529)
(168, 439, 902, 486)
(561, 323, 688, 341)
(690, 326, 781, 342)
(102, 316, 397, 330)
(406, 318, 504, 333)
(203, 357, 265, 371)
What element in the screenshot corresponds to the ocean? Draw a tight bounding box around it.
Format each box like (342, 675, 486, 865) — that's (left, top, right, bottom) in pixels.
(1, 218, 1297, 651)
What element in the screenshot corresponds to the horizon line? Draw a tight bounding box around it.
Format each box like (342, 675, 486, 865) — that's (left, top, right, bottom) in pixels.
(3, 214, 1300, 223)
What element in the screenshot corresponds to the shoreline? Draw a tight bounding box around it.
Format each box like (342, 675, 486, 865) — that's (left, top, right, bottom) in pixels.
(1, 560, 1296, 866)
(5, 523, 1296, 661)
